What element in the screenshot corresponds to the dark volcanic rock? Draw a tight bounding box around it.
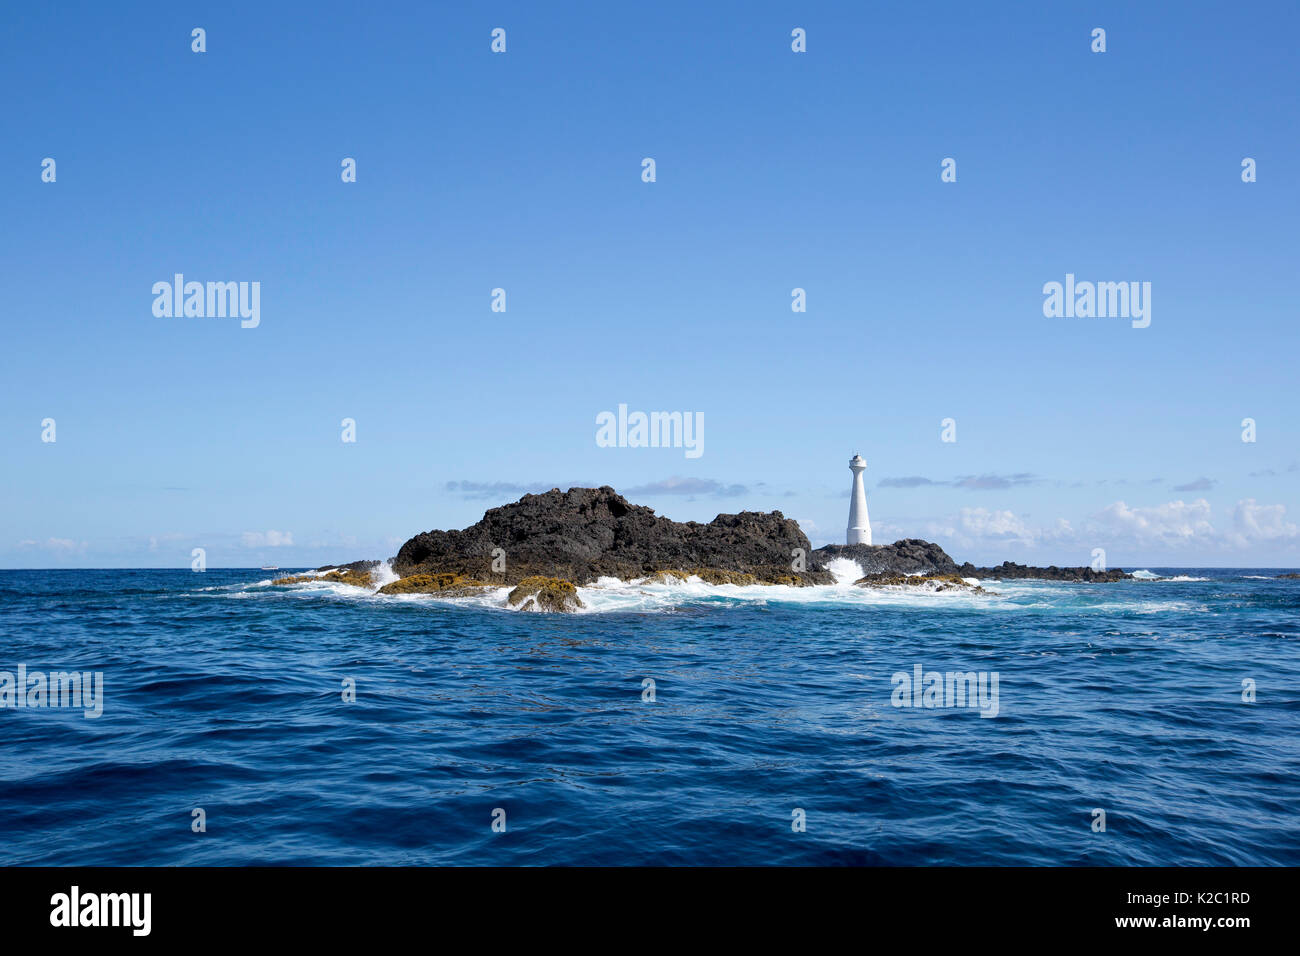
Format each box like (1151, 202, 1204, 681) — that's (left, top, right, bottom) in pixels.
(391, 486, 832, 586)
(813, 539, 959, 575)
(1277, 573, 1300, 579)
(813, 541, 1130, 582)
(315, 559, 381, 574)
(955, 561, 1129, 583)
(329, 489, 1130, 591)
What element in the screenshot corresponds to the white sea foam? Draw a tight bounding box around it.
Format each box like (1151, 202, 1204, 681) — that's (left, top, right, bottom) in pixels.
(1087, 600, 1208, 614)
(244, 566, 1217, 615)
(1129, 570, 1209, 582)
(388, 586, 514, 610)
(567, 576, 1004, 614)
(825, 557, 864, 584)
(255, 564, 1006, 613)
(371, 561, 400, 589)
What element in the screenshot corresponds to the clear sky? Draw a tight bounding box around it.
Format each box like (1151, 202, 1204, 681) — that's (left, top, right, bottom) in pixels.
(2, 1, 1296, 569)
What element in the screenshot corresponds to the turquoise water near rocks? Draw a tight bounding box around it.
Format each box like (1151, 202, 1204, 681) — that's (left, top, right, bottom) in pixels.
(0, 568, 1296, 865)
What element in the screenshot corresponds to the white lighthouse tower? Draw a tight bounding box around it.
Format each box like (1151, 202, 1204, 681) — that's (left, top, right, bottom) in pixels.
(847, 454, 871, 545)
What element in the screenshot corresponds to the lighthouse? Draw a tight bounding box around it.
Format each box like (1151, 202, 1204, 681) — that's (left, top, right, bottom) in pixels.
(847, 454, 871, 545)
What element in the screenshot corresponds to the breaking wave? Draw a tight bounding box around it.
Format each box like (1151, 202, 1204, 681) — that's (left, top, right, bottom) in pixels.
(1132, 570, 1210, 582)
(242, 568, 1201, 616)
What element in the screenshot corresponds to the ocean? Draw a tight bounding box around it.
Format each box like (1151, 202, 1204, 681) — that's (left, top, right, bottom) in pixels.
(1, 567, 1296, 865)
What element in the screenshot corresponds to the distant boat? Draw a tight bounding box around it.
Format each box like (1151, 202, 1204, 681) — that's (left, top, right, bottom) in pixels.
(261, 566, 278, 571)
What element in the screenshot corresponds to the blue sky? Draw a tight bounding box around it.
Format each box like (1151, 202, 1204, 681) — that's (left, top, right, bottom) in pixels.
(2, 0, 1297, 568)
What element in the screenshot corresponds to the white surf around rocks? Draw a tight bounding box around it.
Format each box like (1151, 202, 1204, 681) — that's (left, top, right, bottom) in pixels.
(208, 565, 1221, 616)
(249, 560, 1019, 614)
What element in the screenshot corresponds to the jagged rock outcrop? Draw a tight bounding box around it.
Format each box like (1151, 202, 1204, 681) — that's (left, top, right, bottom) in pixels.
(377, 573, 491, 597)
(391, 486, 832, 586)
(506, 576, 584, 612)
(955, 561, 1129, 583)
(854, 572, 988, 593)
(814, 539, 960, 575)
(813, 540, 1129, 582)
(275, 567, 376, 588)
(308, 488, 1132, 611)
(314, 559, 381, 575)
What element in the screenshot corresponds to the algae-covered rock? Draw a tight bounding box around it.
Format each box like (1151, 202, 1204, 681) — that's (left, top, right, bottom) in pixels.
(644, 569, 690, 584)
(854, 572, 987, 593)
(645, 567, 819, 586)
(763, 573, 817, 587)
(506, 576, 583, 612)
(378, 573, 490, 597)
(690, 568, 758, 586)
(274, 569, 375, 588)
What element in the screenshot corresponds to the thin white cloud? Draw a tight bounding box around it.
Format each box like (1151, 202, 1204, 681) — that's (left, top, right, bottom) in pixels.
(877, 473, 1040, 490)
(445, 480, 595, 500)
(148, 532, 187, 552)
(17, 537, 88, 554)
(241, 530, 294, 548)
(625, 476, 747, 497)
(1172, 477, 1217, 492)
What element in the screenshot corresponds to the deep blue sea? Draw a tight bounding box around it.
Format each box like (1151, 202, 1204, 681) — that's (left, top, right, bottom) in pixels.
(1, 567, 1297, 865)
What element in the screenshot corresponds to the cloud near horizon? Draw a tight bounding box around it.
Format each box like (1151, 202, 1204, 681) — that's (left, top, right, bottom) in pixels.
(445, 480, 596, 500)
(18, 537, 89, 555)
(1249, 462, 1299, 478)
(877, 476, 942, 488)
(878, 473, 1041, 491)
(447, 478, 598, 502)
(447, 478, 748, 500)
(1225, 498, 1300, 548)
(624, 477, 748, 497)
(240, 530, 294, 548)
(919, 498, 1299, 556)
